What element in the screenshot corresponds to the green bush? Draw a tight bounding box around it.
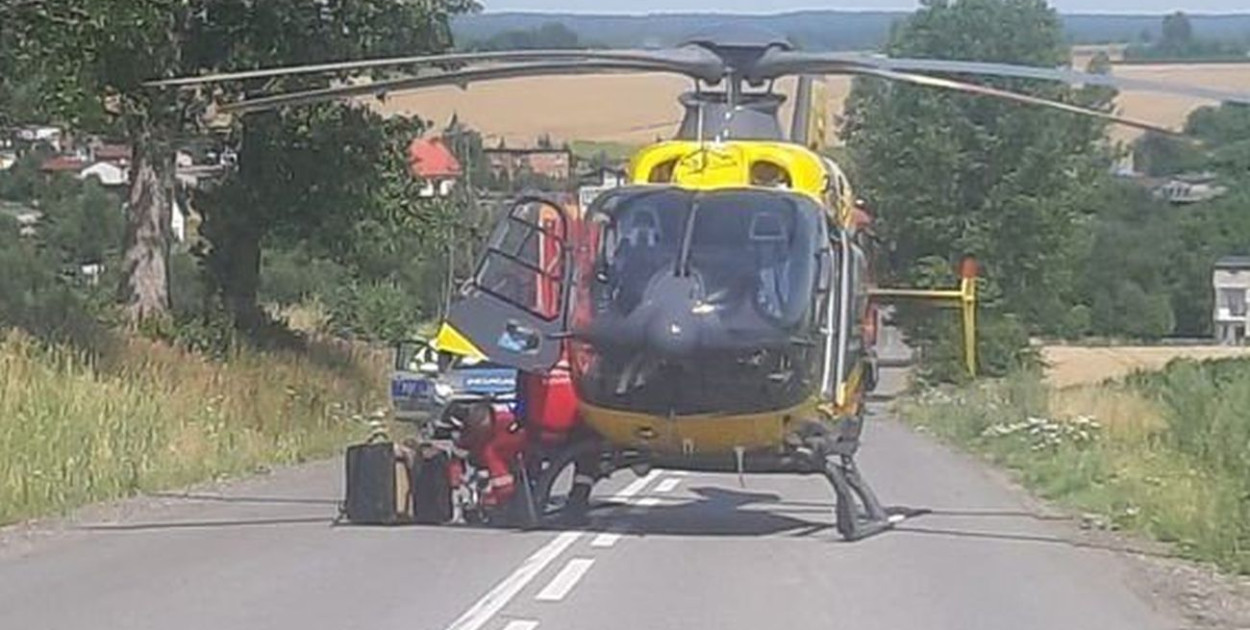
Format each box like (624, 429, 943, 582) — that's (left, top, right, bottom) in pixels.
(910, 308, 1039, 385)
(259, 247, 350, 307)
(0, 214, 112, 352)
(1128, 358, 1250, 481)
(324, 279, 426, 343)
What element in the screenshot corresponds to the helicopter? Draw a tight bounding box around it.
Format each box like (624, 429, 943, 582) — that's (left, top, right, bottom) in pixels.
(152, 25, 1250, 540)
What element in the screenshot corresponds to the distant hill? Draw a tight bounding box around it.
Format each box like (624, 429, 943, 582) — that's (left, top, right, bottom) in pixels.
(451, 11, 1250, 51)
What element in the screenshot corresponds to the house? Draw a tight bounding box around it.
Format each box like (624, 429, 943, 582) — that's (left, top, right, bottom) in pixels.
(78, 161, 129, 187)
(577, 167, 628, 209)
(39, 155, 88, 176)
(91, 143, 132, 167)
(1153, 173, 1228, 204)
(0, 135, 16, 171)
(15, 125, 64, 152)
(484, 147, 572, 183)
(407, 136, 462, 198)
(1213, 256, 1250, 344)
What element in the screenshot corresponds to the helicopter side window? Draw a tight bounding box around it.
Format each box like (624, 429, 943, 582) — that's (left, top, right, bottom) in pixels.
(476, 201, 566, 321)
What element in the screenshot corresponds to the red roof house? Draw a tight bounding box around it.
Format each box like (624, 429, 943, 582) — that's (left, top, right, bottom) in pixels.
(93, 143, 133, 165)
(40, 155, 87, 174)
(407, 137, 462, 198)
(408, 137, 462, 179)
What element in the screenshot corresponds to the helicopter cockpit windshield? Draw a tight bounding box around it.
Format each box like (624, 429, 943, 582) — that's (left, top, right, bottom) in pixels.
(587, 187, 821, 333)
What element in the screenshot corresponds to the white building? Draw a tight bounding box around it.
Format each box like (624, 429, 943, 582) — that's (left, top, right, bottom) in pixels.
(78, 161, 129, 187)
(15, 126, 64, 151)
(1213, 256, 1250, 344)
(578, 167, 628, 209)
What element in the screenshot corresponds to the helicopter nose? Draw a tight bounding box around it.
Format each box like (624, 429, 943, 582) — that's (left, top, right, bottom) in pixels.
(646, 306, 699, 356)
(641, 275, 703, 357)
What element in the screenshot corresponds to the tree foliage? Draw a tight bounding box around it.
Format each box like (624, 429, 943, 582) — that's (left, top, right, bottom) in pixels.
(1124, 12, 1249, 61)
(843, 0, 1117, 377)
(5, 0, 479, 327)
(468, 22, 585, 51)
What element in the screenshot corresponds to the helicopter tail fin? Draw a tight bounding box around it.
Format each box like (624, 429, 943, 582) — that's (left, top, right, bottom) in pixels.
(869, 257, 979, 377)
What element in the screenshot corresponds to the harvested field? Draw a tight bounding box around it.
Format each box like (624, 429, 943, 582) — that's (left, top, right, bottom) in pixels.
(371, 74, 849, 146)
(1042, 344, 1250, 388)
(370, 55, 1249, 148)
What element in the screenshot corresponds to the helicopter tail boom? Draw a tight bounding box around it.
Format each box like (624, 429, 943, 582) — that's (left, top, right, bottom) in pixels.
(869, 258, 979, 377)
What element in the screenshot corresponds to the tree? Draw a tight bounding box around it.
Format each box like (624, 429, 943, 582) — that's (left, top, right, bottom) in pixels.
(472, 21, 582, 51)
(7, 0, 479, 328)
(843, 0, 1115, 316)
(842, 0, 1118, 373)
(1161, 11, 1194, 53)
(8, 1, 190, 323)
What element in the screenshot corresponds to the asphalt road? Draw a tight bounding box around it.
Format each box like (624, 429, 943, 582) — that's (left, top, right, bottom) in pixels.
(0, 330, 1184, 630)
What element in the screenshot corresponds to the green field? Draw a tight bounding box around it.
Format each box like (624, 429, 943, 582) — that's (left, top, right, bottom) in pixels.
(0, 330, 386, 524)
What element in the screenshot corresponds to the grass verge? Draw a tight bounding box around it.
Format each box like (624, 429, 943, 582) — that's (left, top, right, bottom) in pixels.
(0, 329, 386, 525)
(902, 359, 1250, 574)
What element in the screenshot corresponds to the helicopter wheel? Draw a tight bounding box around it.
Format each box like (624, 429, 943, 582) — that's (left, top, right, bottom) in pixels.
(526, 439, 602, 528)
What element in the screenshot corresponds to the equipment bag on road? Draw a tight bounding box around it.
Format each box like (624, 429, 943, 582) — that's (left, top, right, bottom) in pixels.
(343, 442, 415, 525)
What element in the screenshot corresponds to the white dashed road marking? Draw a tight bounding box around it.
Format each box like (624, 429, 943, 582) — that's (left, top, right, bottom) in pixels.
(444, 532, 581, 630)
(655, 478, 681, 493)
(443, 470, 667, 630)
(590, 532, 623, 548)
(501, 621, 539, 630)
(536, 558, 596, 602)
(611, 470, 662, 501)
(628, 496, 661, 516)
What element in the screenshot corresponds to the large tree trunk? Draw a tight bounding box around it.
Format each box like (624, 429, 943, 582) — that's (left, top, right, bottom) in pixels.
(218, 223, 265, 332)
(120, 122, 173, 323)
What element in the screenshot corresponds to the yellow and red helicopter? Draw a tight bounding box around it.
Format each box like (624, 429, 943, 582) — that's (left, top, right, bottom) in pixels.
(153, 26, 1250, 539)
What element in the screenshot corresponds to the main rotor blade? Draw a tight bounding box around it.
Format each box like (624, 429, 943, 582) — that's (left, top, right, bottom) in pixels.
(757, 51, 1250, 105)
(221, 60, 695, 115)
(148, 47, 724, 88)
(851, 67, 1189, 138)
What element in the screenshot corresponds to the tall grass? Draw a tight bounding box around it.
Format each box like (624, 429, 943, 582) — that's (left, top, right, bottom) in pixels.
(904, 358, 1250, 574)
(0, 329, 386, 525)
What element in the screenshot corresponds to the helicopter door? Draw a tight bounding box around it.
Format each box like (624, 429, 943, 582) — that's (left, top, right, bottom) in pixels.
(441, 196, 573, 373)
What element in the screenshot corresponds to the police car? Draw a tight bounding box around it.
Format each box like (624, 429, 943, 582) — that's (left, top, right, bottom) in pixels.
(390, 339, 519, 423)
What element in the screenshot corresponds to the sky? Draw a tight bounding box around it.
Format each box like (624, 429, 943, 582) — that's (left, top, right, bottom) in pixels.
(479, 1, 1249, 14)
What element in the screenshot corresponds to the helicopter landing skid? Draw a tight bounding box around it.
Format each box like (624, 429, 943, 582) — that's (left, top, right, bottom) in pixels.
(823, 453, 892, 541)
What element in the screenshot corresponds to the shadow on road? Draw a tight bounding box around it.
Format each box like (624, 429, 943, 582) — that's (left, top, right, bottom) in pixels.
(893, 524, 1180, 560)
(573, 486, 911, 539)
(920, 508, 1071, 521)
(78, 516, 333, 532)
(149, 492, 341, 506)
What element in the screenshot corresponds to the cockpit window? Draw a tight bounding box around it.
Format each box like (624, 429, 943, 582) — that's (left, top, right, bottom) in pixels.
(586, 187, 820, 330)
(591, 188, 693, 314)
(684, 191, 818, 329)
